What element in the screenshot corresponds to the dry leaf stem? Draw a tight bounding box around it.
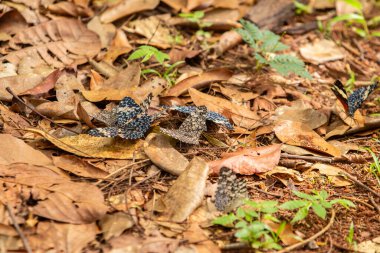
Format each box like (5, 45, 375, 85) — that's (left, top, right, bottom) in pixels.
(6, 204, 32, 253)
(339, 172, 380, 198)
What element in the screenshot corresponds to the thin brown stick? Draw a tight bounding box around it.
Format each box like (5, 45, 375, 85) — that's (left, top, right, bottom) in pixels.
(281, 153, 334, 163)
(277, 209, 336, 253)
(6, 204, 32, 253)
(339, 172, 380, 198)
(369, 195, 380, 215)
(253, 186, 283, 198)
(6, 87, 80, 134)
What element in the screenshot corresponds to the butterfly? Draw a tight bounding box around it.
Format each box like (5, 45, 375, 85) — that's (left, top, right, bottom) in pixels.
(331, 80, 378, 117)
(88, 94, 157, 139)
(215, 167, 247, 212)
(162, 105, 234, 130)
(160, 106, 208, 144)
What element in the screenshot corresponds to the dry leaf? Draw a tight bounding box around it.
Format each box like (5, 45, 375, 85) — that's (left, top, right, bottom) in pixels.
(30, 222, 98, 253)
(166, 69, 233, 96)
(161, 157, 209, 222)
(52, 155, 108, 179)
(100, 0, 159, 23)
(87, 16, 116, 48)
(308, 163, 352, 187)
(274, 120, 341, 157)
(300, 39, 345, 64)
(47, 1, 94, 17)
(189, 88, 262, 129)
(103, 29, 133, 63)
(264, 220, 301, 246)
(144, 133, 189, 176)
(26, 128, 147, 159)
(0, 134, 53, 166)
(99, 213, 134, 240)
(209, 144, 282, 175)
(0, 163, 108, 223)
(213, 30, 242, 57)
(182, 223, 221, 253)
(2, 18, 101, 68)
(0, 10, 28, 35)
(20, 69, 62, 96)
(261, 166, 304, 185)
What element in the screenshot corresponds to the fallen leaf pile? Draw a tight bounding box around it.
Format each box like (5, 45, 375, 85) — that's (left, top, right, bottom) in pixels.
(0, 0, 379, 252)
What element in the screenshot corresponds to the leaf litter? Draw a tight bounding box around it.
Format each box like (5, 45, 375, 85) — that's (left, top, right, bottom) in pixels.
(0, 1, 379, 252)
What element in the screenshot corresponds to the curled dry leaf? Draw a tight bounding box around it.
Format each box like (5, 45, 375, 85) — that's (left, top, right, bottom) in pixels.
(189, 88, 262, 129)
(26, 128, 147, 159)
(1, 18, 101, 68)
(103, 29, 133, 63)
(30, 222, 98, 253)
(274, 120, 341, 157)
(0, 10, 28, 35)
(47, 1, 94, 17)
(20, 69, 62, 96)
(213, 30, 242, 57)
(300, 39, 345, 64)
(325, 118, 351, 139)
(261, 166, 304, 185)
(144, 133, 189, 176)
(264, 220, 301, 246)
(87, 16, 116, 48)
(209, 144, 282, 175)
(100, 0, 159, 23)
(0, 163, 108, 224)
(161, 157, 209, 222)
(52, 155, 108, 179)
(166, 69, 233, 96)
(169, 48, 201, 63)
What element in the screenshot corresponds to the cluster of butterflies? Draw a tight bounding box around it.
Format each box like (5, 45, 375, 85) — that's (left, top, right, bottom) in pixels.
(88, 94, 233, 144)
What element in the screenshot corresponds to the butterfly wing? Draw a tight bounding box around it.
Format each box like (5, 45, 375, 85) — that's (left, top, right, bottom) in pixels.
(331, 80, 349, 113)
(206, 111, 234, 130)
(215, 167, 247, 212)
(116, 96, 143, 128)
(118, 115, 152, 139)
(88, 127, 118, 137)
(347, 82, 378, 116)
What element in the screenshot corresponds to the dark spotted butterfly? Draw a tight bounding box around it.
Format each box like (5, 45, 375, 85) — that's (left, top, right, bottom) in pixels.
(331, 80, 378, 116)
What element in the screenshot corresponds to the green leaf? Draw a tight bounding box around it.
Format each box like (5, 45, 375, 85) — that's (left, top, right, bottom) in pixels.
(127, 45, 169, 64)
(235, 220, 248, 228)
(279, 200, 308, 210)
(269, 55, 312, 79)
(236, 207, 246, 218)
(346, 221, 355, 244)
(352, 27, 367, 37)
(318, 190, 329, 200)
(343, 0, 363, 11)
(261, 201, 279, 213)
(141, 68, 161, 77)
(311, 202, 327, 219)
(368, 15, 380, 27)
(239, 19, 263, 41)
(330, 199, 356, 209)
(212, 213, 237, 226)
(261, 30, 288, 52)
(329, 13, 365, 27)
(291, 206, 310, 223)
(255, 53, 268, 64)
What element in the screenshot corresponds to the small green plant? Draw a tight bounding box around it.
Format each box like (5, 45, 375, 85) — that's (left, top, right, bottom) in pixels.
(127, 45, 170, 64)
(179, 11, 212, 40)
(213, 200, 284, 250)
(345, 65, 356, 93)
(237, 20, 312, 79)
(141, 60, 184, 86)
(294, 0, 313, 15)
(327, 0, 380, 38)
(363, 147, 380, 185)
(279, 190, 355, 223)
(346, 221, 357, 249)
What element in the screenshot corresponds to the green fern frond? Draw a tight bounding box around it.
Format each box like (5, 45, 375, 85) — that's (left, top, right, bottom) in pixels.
(261, 30, 289, 52)
(128, 45, 169, 64)
(269, 55, 312, 79)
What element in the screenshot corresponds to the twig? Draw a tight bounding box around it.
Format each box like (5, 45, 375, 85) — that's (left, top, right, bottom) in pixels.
(369, 195, 380, 215)
(277, 209, 336, 253)
(221, 242, 250, 251)
(339, 172, 380, 198)
(6, 87, 80, 134)
(6, 204, 32, 253)
(253, 186, 283, 198)
(341, 196, 374, 210)
(281, 153, 334, 163)
(344, 119, 380, 136)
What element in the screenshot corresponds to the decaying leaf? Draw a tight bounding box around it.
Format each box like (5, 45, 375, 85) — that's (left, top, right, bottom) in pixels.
(209, 144, 282, 175)
(0, 163, 108, 223)
(261, 166, 304, 185)
(161, 157, 209, 222)
(166, 69, 233, 96)
(274, 120, 341, 157)
(99, 213, 134, 240)
(2, 18, 101, 68)
(144, 133, 189, 176)
(26, 128, 147, 159)
(307, 163, 352, 187)
(20, 69, 62, 96)
(300, 39, 345, 64)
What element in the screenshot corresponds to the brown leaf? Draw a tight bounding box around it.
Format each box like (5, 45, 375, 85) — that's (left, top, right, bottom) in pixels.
(169, 48, 200, 63)
(144, 133, 189, 176)
(27, 128, 147, 159)
(0, 10, 28, 35)
(264, 220, 301, 246)
(52, 155, 108, 179)
(0, 134, 53, 166)
(161, 157, 209, 222)
(209, 144, 282, 175)
(103, 29, 133, 63)
(87, 16, 116, 48)
(274, 120, 341, 157)
(0, 104, 31, 137)
(308, 163, 352, 187)
(99, 213, 134, 240)
(213, 30, 242, 56)
(47, 1, 94, 17)
(189, 88, 262, 129)
(2, 18, 101, 68)
(0, 163, 108, 223)
(30, 222, 98, 253)
(166, 69, 233, 96)
(100, 0, 159, 23)
(300, 39, 345, 64)
(20, 69, 62, 96)
(183, 223, 221, 253)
